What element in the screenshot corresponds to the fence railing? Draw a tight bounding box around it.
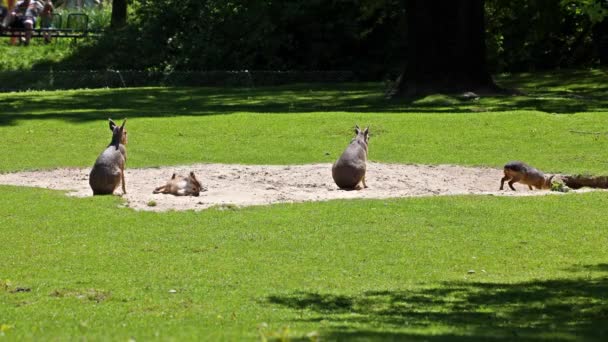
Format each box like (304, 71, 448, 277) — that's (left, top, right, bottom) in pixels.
(0, 70, 357, 91)
(0, 12, 99, 39)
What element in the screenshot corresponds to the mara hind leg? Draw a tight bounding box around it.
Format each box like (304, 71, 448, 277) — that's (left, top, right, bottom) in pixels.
(153, 174, 177, 194)
(354, 175, 367, 190)
(153, 185, 167, 194)
(121, 167, 127, 195)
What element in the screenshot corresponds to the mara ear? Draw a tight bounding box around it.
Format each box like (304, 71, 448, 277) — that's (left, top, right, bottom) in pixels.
(354, 124, 360, 134)
(171, 173, 176, 179)
(363, 126, 369, 136)
(120, 118, 127, 129)
(190, 172, 201, 186)
(109, 118, 116, 131)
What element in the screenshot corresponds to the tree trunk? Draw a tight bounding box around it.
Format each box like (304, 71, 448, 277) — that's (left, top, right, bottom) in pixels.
(593, 19, 608, 66)
(111, 0, 127, 29)
(390, 0, 501, 97)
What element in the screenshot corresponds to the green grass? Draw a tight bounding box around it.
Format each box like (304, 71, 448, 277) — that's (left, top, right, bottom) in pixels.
(0, 39, 81, 70)
(1, 69, 607, 174)
(1, 186, 608, 340)
(4, 110, 608, 174)
(1, 69, 608, 340)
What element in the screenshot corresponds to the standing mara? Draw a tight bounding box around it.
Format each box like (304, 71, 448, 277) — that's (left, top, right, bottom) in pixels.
(500, 161, 554, 191)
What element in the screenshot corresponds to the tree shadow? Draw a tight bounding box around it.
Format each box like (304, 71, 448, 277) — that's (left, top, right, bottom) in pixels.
(0, 69, 606, 126)
(266, 264, 608, 340)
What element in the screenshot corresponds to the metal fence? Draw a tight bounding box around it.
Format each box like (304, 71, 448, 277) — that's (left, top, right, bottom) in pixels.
(0, 70, 357, 92)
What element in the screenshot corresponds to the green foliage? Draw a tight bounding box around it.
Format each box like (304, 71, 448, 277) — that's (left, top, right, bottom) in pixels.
(92, 0, 606, 73)
(2, 1, 605, 74)
(83, 6, 112, 31)
(551, 180, 571, 192)
(562, 0, 608, 23)
(52, 26, 151, 70)
(485, 0, 602, 71)
(46, 0, 406, 76)
(134, 0, 403, 74)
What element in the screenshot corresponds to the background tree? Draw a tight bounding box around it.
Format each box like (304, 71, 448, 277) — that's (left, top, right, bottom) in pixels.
(60, 0, 604, 76)
(390, 0, 500, 97)
(131, 0, 406, 74)
(561, 0, 608, 65)
(111, 0, 127, 28)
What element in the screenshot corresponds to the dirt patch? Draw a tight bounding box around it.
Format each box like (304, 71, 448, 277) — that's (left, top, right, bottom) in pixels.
(0, 163, 594, 211)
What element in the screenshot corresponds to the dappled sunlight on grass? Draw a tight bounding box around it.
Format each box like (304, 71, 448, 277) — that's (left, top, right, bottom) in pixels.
(268, 271, 608, 340)
(0, 69, 606, 126)
(496, 69, 608, 93)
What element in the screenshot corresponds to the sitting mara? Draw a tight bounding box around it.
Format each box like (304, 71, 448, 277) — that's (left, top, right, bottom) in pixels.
(332, 125, 370, 190)
(89, 118, 128, 195)
(153, 172, 204, 197)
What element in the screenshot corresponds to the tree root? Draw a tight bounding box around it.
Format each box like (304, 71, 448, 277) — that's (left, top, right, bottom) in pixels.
(562, 175, 608, 189)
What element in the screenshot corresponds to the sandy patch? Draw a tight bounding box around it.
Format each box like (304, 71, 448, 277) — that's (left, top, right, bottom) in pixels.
(0, 162, 587, 211)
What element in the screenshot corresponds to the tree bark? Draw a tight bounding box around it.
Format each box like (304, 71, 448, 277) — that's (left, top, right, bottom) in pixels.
(111, 0, 127, 29)
(390, 0, 501, 98)
(593, 19, 608, 66)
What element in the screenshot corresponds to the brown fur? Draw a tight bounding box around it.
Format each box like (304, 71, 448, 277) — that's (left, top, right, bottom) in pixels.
(332, 125, 369, 190)
(153, 172, 203, 197)
(500, 161, 554, 191)
(89, 119, 128, 195)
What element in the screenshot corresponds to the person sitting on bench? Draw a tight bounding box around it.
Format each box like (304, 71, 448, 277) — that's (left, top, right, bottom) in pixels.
(4, 0, 44, 45)
(40, 0, 53, 43)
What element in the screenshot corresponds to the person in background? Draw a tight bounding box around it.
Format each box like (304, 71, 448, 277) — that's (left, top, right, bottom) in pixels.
(40, 0, 53, 43)
(5, 0, 43, 45)
(2, 0, 27, 39)
(22, 0, 44, 45)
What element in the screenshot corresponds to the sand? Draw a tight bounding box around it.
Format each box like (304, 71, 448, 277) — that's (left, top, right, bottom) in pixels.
(0, 162, 583, 211)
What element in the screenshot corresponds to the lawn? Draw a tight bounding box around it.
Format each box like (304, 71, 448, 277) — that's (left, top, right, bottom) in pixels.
(0, 69, 607, 174)
(2, 187, 607, 340)
(1, 69, 607, 341)
(0, 39, 79, 71)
